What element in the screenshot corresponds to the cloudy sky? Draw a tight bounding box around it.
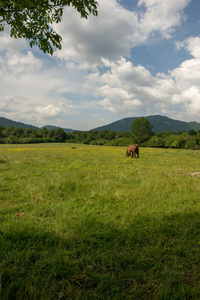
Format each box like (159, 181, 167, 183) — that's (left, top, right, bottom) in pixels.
(0, 0, 200, 130)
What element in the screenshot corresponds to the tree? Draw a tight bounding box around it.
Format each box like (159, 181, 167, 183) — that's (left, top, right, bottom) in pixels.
(98, 129, 109, 139)
(13, 127, 24, 137)
(131, 117, 153, 144)
(0, 0, 98, 54)
(188, 129, 196, 136)
(37, 127, 48, 138)
(54, 128, 67, 142)
(0, 125, 5, 138)
(24, 128, 37, 138)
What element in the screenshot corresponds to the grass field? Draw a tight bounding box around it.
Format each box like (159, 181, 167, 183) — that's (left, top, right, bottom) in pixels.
(0, 143, 200, 299)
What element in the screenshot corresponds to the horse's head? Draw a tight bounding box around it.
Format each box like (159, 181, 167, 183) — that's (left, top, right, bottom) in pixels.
(126, 150, 130, 157)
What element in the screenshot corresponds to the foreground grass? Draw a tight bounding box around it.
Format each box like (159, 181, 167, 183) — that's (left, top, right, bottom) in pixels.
(0, 144, 200, 299)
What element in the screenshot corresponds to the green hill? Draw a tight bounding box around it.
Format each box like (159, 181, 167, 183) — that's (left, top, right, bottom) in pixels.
(43, 125, 75, 133)
(92, 115, 200, 133)
(0, 117, 75, 132)
(1, 115, 200, 133)
(0, 117, 39, 130)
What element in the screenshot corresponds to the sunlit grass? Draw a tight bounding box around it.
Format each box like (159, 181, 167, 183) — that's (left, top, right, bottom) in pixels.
(0, 144, 200, 299)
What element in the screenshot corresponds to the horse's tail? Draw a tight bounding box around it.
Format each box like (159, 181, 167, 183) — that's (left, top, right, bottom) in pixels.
(135, 144, 139, 155)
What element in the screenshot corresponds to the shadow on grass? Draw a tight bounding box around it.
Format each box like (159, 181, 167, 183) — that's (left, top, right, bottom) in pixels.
(1, 212, 200, 299)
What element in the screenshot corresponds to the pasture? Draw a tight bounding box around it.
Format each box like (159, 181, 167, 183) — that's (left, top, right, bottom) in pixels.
(0, 143, 200, 299)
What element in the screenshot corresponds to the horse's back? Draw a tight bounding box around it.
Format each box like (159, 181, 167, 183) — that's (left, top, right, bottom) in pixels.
(129, 144, 138, 152)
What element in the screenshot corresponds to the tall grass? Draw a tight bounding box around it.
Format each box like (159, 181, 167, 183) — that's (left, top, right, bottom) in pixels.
(0, 144, 200, 299)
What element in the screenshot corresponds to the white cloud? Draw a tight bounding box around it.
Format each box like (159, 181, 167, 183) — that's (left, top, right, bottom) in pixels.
(175, 36, 200, 59)
(0, 95, 39, 124)
(4, 51, 43, 77)
(36, 104, 63, 117)
(53, 0, 191, 70)
(170, 58, 200, 88)
(0, 27, 27, 51)
(93, 57, 175, 115)
(138, 0, 191, 38)
(172, 87, 200, 118)
(168, 36, 200, 119)
(85, 50, 200, 121)
(54, 0, 141, 68)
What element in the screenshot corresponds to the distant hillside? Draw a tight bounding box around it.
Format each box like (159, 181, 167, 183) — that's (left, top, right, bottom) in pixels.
(0, 117, 39, 130)
(1, 115, 200, 134)
(0, 117, 76, 132)
(43, 125, 75, 133)
(92, 115, 200, 133)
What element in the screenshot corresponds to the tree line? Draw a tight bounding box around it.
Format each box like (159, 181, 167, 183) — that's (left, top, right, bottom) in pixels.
(0, 118, 200, 149)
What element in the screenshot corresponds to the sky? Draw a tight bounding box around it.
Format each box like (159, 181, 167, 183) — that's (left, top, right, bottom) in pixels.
(0, 0, 200, 130)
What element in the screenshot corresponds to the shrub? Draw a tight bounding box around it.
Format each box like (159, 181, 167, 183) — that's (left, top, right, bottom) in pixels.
(146, 136, 165, 148)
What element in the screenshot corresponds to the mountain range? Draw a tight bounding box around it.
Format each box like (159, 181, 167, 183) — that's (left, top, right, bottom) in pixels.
(0, 117, 74, 132)
(92, 115, 200, 133)
(0, 115, 200, 133)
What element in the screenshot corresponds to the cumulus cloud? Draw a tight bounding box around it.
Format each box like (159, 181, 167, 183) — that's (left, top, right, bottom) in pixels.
(171, 87, 200, 118)
(4, 51, 42, 77)
(36, 104, 63, 117)
(54, 0, 191, 69)
(86, 49, 200, 121)
(35, 102, 82, 118)
(170, 58, 200, 88)
(175, 36, 200, 59)
(0, 94, 39, 124)
(138, 0, 191, 38)
(167, 36, 200, 119)
(0, 49, 86, 126)
(91, 57, 177, 116)
(54, 0, 140, 67)
(0, 27, 27, 51)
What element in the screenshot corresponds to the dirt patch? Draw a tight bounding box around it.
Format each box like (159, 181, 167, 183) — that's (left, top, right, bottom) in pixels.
(16, 212, 26, 217)
(186, 172, 200, 177)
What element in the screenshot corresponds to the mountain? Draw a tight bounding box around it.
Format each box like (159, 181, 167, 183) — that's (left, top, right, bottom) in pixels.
(0, 117, 76, 132)
(0, 117, 39, 130)
(92, 115, 200, 133)
(1, 115, 200, 133)
(43, 125, 75, 133)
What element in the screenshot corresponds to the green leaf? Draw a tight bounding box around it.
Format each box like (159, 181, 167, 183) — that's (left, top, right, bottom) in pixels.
(0, 0, 98, 54)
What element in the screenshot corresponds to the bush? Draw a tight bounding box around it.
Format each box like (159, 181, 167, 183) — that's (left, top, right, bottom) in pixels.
(170, 139, 186, 149)
(146, 136, 165, 148)
(164, 135, 176, 148)
(184, 137, 199, 150)
(5, 137, 20, 144)
(21, 138, 30, 144)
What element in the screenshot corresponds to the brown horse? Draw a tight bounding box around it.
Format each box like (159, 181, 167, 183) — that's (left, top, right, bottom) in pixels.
(126, 144, 139, 158)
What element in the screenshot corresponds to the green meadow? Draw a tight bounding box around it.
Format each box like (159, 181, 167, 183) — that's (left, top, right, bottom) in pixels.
(0, 143, 200, 299)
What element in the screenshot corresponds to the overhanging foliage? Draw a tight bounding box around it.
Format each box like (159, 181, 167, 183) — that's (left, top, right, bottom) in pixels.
(0, 0, 98, 54)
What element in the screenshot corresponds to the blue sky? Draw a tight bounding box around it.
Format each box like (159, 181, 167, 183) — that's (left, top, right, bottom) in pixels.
(0, 0, 200, 130)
